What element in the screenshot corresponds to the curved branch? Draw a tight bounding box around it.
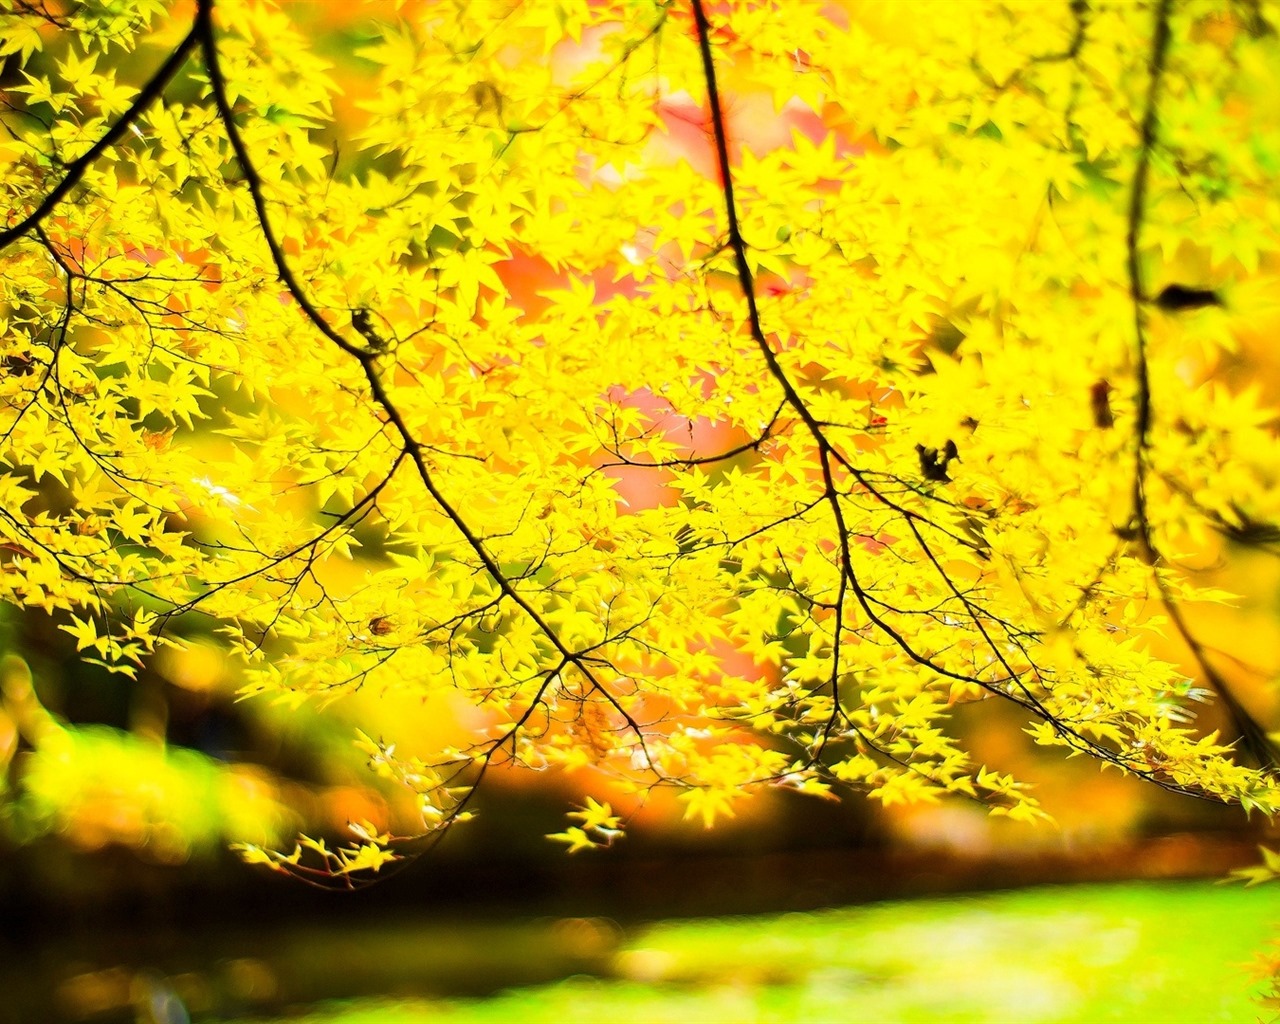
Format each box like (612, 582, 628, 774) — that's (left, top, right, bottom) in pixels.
(1122, 0, 1275, 768)
(0, 17, 201, 251)
(690, 0, 1259, 798)
(196, 0, 663, 787)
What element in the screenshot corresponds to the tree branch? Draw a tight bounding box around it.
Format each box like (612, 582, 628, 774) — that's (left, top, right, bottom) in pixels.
(0, 16, 201, 251)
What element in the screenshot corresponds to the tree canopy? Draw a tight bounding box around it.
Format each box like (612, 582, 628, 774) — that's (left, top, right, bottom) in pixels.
(2, 0, 1279, 879)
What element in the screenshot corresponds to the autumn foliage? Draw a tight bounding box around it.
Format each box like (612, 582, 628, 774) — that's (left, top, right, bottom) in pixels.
(2, 0, 1280, 878)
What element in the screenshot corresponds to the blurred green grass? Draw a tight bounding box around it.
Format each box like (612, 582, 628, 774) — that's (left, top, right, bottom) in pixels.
(224, 881, 1279, 1023)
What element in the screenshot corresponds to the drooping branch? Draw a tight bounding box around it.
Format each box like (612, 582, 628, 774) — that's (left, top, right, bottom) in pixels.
(688, 0, 1266, 799)
(0, 17, 202, 252)
(194, 0, 665, 804)
(1122, 0, 1276, 769)
(691, 3, 1024, 724)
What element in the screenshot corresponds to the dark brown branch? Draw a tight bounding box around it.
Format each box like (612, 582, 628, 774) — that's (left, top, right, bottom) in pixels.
(196, 0, 664, 797)
(0, 16, 201, 251)
(1123, 0, 1276, 769)
(1125, 0, 1171, 522)
(690, 0, 1255, 799)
